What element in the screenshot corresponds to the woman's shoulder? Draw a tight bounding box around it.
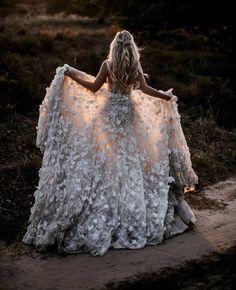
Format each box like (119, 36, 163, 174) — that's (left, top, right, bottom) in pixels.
(99, 59, 110, 71)
(103, 59, 110, 68)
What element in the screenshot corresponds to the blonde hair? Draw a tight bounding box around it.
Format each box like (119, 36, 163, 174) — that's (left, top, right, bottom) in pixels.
(107, 30, 144, 90)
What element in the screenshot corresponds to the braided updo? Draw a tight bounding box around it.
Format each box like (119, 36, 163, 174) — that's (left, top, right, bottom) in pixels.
(107, 30, 144, 90)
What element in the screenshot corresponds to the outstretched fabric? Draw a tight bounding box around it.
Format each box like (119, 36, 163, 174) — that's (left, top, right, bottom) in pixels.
(22, 64, 198, 256)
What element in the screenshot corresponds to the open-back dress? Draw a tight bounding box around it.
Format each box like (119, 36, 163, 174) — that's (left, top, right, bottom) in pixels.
(22, 61, 198, 256)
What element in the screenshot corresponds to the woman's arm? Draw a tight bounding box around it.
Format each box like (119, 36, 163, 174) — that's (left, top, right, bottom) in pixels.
(64, 61, 108, 93)
(138, 72, 172, 101)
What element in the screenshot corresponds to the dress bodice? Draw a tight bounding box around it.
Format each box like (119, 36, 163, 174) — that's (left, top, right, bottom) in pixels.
(107, 82, 133, 96)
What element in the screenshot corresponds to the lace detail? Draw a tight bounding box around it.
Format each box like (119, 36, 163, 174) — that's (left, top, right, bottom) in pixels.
(22, 64, 198, 256)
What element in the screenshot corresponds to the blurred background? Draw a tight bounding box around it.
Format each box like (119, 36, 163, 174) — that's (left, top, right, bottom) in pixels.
(0, 0, 235, 241)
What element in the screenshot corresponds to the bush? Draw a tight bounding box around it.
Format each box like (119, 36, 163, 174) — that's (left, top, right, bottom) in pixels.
(0, 52, 37, 118)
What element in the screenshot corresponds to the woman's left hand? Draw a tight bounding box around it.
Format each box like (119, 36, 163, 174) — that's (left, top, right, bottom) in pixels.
(64, 70, 71, 76)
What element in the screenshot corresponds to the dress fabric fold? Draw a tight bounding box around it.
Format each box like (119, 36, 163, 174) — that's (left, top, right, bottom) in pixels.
(22, 64, 198, 256)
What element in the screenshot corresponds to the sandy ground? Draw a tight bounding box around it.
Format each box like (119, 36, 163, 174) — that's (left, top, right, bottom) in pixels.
(0, 176, 236, 290)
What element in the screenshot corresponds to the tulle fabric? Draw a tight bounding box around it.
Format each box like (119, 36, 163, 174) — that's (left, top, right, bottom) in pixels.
(22, 64, 198, 256)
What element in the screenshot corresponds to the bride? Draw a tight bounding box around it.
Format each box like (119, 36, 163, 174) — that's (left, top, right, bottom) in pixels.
(22, 30, 198, 256)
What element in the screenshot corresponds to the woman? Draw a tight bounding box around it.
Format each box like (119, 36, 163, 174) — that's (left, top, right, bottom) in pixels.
(64, 33, 175, 102)
(22, 30, 198, 256)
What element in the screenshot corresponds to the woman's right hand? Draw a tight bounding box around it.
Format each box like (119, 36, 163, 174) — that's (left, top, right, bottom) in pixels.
(165, 88, 178, 102)
(170, 95, 178, 102)
(157, 88, 178, 102)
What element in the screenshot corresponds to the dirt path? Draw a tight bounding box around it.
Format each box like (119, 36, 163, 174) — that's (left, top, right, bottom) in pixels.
(1, 176, 236, 290)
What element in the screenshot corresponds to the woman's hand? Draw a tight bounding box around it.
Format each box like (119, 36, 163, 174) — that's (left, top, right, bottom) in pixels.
(64, 66, 74, 77)
(165, 88, 178, 102)
(64, 70, 71, 77)
(170, 95, 178, 102)
(157, 88, 178, 102)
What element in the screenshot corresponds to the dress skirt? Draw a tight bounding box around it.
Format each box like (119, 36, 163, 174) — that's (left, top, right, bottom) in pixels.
(22, 64, 198, 256)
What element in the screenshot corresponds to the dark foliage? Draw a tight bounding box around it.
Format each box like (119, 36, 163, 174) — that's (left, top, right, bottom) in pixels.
(106, 246, 236, 290)
(46, 0, 234, 31)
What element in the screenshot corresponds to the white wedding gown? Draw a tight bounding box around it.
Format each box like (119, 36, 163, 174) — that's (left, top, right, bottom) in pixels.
(22, 63, 198, 256)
